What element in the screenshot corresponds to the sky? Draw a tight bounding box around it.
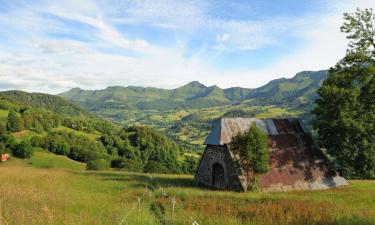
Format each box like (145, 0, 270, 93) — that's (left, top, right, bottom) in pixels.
(0, 0, 375, 94)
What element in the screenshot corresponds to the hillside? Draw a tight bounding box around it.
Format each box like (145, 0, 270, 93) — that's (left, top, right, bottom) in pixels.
(0, 91, 197, 174)
(0, 156, 374, 225)
(59, 70, 328, 145)
(0, 90, 88, 116)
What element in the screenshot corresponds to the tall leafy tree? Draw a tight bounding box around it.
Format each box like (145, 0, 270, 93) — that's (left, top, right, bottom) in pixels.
(313, 8, 375, 179)
(6, 109, 23, 132)
(230, 123, 269, 190)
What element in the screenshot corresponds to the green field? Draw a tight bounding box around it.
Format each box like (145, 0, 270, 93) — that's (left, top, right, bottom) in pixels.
(0, 152, 374, 225)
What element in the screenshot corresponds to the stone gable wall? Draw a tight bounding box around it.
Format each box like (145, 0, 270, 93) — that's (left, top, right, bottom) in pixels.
(195, 144, 245, 191)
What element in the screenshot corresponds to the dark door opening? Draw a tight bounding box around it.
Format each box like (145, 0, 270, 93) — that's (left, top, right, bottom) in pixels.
(212, 163, 225, 189)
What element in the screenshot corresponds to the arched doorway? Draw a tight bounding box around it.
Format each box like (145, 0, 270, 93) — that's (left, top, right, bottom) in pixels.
(212, 163, 225, 189)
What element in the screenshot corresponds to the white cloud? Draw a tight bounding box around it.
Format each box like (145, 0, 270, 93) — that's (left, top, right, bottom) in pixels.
(1, 0, 375, 94)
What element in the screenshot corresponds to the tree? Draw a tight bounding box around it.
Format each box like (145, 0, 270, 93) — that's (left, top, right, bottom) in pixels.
(341, 8, 375, 55)
(0, 142, 6, 154)
(111, 158, 143, 172)
(230, 123, 269, 190)
(313, 8, 375, 179)
(6, 109, 23, 132)
(13, 139, 34, 159)
(181, 156, 199, 174)
(86, 159, 110, 170)
(144, 160, 171, 174)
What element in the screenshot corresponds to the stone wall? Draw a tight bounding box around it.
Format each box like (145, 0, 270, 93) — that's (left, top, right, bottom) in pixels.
(195, 144, 245, 191)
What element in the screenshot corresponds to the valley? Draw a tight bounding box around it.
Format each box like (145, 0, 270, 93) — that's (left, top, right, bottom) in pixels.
(59, 70, 327, 147)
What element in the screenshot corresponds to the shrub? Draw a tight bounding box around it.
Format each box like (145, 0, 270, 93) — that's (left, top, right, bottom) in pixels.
(0, 142, 6, 154)
(144, 160, 171, 174)
(12, 139, 34, 159)
(181, 156, 199, 174)
(30, 136, 42, 147)
(86, 159, 110, 170)
(111, 158, 143, 172)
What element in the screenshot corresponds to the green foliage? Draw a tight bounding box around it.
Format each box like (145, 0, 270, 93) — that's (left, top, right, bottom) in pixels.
(0, 142, 6, 154)
(0, 133, 16, 151)
(102, 126, 182, 173)
(30, 136, 42, 148)
(181, 156, 199, 174)
(6, 109, 23, 132)
(0, 91, 86, 116)
(39, 131, 108, 163)
(341, 8, 375, 55)
(111, 158, 143, 172)
(144, 160, 171, 174)
(230, 123, 269, 188)
(0, 90, 196, 174)
(13, 139, 34, 159)
(86, 159, 110, 170)
(313, 8, 375, 179)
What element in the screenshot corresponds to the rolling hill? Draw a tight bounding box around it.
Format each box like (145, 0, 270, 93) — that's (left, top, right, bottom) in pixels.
(0, 91, 196, 174)
(59, 70, 328, 146)
(0, 90, 88, 116)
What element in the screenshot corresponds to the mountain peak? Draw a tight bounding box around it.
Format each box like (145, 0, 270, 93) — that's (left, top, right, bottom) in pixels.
(184, 81, 206, 88)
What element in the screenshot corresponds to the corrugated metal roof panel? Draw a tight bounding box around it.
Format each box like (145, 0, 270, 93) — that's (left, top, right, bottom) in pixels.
(204, 117, 303, 145)
(203, 119, 222, 145)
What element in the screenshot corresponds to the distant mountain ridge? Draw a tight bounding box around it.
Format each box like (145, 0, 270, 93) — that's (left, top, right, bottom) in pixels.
(59, 70, 327, 111)
(58, 70, 328, 146)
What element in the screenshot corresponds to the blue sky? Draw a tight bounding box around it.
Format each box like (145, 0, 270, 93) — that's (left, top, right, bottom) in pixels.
(0, 0, 374, 93)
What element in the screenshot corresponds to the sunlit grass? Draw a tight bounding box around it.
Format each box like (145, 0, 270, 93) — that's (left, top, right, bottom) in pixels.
(52, 126, 101, 141)
(0, 156, 374, 225)
(25, 151, 86, 170)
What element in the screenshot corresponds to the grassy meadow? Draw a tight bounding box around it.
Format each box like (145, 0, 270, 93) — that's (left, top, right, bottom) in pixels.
(0, 152, 374, 225)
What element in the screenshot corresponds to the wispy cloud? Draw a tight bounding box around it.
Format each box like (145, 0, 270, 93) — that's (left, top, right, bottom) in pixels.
(0, 0, 374, 93)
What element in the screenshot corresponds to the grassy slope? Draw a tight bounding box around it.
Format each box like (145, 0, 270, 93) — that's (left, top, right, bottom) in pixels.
(0, 154, 374, 225)
(25, 151, 86, 170)
(52, 126, 101, 141)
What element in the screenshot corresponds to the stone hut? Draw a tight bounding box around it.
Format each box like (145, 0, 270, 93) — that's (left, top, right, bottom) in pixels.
(195, 117, 349, 192)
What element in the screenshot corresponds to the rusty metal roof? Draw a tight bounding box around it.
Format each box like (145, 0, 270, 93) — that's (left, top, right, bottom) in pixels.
(204, 117, 306, 145)
(260, 133, 348, 191)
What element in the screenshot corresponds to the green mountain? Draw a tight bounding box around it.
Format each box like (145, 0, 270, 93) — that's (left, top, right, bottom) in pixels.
(59, 70, 328, 146)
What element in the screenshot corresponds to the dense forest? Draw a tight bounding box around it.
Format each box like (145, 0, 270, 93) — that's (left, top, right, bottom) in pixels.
(0, 92, 198, 174)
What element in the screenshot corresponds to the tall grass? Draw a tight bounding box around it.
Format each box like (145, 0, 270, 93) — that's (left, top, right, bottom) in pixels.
(0, 157, 374, 225)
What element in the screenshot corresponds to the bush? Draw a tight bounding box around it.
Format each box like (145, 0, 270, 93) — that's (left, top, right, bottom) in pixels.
(0, 142, 6, 154)
(13, 139, 34, 159)
(181, 156, 199, 174)
(144, 160, 171, 174)
(86, 159, 110, 170)
(111, 158, 143, 172)
(30, 136, 42, 147)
